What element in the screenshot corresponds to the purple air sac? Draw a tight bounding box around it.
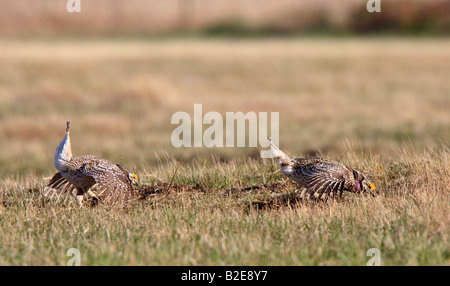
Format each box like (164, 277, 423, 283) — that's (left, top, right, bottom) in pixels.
(355, 181, 361, 192)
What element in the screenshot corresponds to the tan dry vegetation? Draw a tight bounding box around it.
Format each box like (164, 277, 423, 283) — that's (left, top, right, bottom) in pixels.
(0, 38, 449, 177)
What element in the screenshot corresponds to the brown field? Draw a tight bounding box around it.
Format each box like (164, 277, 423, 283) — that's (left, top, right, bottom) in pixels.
(0, 37, 449, 177)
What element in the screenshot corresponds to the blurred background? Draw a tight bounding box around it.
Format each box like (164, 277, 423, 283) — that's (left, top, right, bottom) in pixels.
(0, 0, 449, 177)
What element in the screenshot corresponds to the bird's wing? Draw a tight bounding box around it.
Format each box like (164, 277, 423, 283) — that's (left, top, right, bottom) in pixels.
(297, 162, 347, 198)
(44, 172, 76, 203)
(81, 161, 137, 206)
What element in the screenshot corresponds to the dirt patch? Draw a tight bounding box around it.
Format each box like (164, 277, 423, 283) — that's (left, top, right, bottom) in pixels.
(137, 182, 206, 200)
(137, 180, 305, 208)
(248, 192, 306, 210)
(224, 180, 296, 196)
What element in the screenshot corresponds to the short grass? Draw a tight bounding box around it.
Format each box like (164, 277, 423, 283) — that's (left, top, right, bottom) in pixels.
(0, 145, 449, 265)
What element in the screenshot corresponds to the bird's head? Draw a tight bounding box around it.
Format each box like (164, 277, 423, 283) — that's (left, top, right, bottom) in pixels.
(128, 173, 139, 187)
(352, 169, 376, 197)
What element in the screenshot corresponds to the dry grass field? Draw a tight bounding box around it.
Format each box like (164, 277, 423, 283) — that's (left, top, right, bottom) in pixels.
(0, 37, 449, 265)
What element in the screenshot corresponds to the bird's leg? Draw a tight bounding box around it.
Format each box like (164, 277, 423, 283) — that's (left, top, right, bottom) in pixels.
(86, 190, 99, 203)
(74, 188, 84, 207)
(86, 184, 98, 199)
(86, 190, 97, 198)
(86, 184, 100, 205)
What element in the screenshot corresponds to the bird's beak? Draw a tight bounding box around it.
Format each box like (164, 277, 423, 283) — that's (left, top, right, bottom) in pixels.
(132, 173, 139, 186)
(368, 183, 376, 197)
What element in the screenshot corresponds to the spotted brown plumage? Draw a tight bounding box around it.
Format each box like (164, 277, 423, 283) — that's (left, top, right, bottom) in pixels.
(269, 139, 375, 200)
(44, 121, 139, 206)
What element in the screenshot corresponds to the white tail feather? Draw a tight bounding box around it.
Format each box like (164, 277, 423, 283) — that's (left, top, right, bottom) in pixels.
(54, 121, 72, 172)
